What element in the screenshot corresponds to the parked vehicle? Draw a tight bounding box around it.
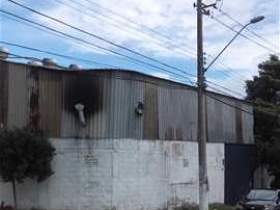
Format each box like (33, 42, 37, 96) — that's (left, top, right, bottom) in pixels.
(237, 189, 280, 210)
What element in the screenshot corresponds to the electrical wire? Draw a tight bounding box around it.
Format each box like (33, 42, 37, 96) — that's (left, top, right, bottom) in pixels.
(0, 41, 120, 68)
(206, 80, 246, 98)
(80, 0, 198, 53)
(218, 9, 279, 51)
(2, 1, 276, 116)
(5, 52, 192, 85)
(211, 16, 280, 55)
(51, 0, 197, 59)
(2, 9, 249, 100)
(2, 53, 254, 116)
(53, 0, 252, 89)
(1, 1, 254, 101)
(5, 0, 196, 77)
(44, 0, 256, 90)
(0, 9, 196, 85)
(206, 94, 253, 115)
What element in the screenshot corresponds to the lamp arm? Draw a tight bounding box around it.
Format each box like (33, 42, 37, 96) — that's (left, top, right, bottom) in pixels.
(204, 23, 250, 72)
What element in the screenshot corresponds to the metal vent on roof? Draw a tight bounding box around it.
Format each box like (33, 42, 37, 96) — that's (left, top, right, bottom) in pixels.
(0, 47, 9, 60)
(42, 58, 57, 67)
(27, 61, 43, 66)
(69, 64, 82, 70)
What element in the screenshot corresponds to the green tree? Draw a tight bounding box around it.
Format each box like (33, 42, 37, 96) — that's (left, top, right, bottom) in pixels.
(0, 128, 56, 209)
(246, 55, 280, 187)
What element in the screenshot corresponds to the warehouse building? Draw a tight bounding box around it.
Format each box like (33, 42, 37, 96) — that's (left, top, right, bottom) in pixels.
(0, 59, 255, 210)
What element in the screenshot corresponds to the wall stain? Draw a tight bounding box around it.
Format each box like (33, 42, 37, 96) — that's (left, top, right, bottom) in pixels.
(64, 72, 103, 119)
(28, 68, 40, 131)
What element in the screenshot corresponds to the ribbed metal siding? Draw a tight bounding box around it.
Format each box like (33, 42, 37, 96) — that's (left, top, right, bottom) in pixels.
(206, 94, 254, 144)
(7, 63, 29, 128)
(0, 61, 9, 128)
(38, 69, 62, 136)
(158, 87, 197, 141)
(2, 61, 254, 144)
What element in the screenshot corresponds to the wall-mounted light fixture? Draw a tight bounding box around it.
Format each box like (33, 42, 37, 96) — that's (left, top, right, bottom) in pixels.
(74, 103, 86, 126)
(135, 102, 144, 116)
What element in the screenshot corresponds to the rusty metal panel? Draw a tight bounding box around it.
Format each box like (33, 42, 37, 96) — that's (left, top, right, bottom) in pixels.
(241, 104, 254, 144)
(206, 94, 255, 144)
(158, 87, 197, 141)
(7, 62, 29, 128)
(0, 61, 9, 128)
(110, 75, 144, 139)
(206, 95, 236, 143)
(0, 61, 255, 143)
(206, 96, 225, 142)
(38, 69, 62, 137)
(143, 83, 159, 139)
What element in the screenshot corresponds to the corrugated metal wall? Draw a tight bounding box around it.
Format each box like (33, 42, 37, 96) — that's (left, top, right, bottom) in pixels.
(0, 61, 9, 128)
(0, 60, 254, 144)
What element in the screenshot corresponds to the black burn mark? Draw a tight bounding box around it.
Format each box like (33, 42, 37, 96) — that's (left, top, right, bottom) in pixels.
(29, 69, 40, 131)
(0, 61, 8, 128)
(64, 73, 103, 118)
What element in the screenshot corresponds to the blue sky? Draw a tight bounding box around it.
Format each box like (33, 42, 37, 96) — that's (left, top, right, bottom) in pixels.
(0, 0, 279, 98)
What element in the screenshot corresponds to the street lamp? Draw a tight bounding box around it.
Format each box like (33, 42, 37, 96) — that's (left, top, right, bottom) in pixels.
(204, 16, 265, 72)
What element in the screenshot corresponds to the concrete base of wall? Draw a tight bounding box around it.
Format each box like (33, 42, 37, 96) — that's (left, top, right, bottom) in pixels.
(0, 139, 225, 210)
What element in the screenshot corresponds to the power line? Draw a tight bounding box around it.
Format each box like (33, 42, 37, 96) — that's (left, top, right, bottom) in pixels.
(0, 41, 119, 68)
(4, 2, 277, 118)
(0, 12, 146, 69)
(0, 9, 196, 85)
(2, 52, 254, 116)
(206, 94, 253, 115)
(5, 0, 196, 77)
(81, 0, 198, 53)
(211, 15, 280, 55)
(51, 0, 197, 59)
(1, 2, 251, 100)
(52, 0, 255, 89)
(56, 0, 251, 88)
(2, 8, 246, 100)
(2, 41, 248, 103)
(206, 79, 246, 98)
(218, 9, 279, 51)
(6, 51, 192, 84)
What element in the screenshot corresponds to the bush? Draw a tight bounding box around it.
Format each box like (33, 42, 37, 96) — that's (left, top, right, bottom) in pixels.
(0, 128, 56, 209)
(210, 203, 236, 210)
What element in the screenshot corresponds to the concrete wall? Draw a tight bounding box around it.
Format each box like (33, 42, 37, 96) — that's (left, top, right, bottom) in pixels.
(0, 139, 224, 210)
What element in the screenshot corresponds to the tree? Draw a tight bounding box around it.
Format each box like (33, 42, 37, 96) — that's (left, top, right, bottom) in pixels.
(0, 128, 56, 209)
(246, 55, 280, 187)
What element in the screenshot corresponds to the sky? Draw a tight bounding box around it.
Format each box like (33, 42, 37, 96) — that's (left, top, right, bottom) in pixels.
(0, 0, 279, 98)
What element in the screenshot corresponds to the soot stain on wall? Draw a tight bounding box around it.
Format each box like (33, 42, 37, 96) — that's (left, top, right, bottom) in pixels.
(64, 72, 104, 120)
(29, 68, 40, 131)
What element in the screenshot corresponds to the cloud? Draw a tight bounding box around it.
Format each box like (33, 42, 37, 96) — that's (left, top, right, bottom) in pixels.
(3, 0, 279, 98)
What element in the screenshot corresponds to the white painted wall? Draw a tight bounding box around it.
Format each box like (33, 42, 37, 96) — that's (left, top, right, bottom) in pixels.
(0, 139, 224, 210)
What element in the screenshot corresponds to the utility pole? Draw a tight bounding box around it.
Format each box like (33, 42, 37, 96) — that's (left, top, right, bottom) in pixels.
(194, 0, 264, 208)
(196, 0, 208, 210)
(194, 1, 263, 209)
